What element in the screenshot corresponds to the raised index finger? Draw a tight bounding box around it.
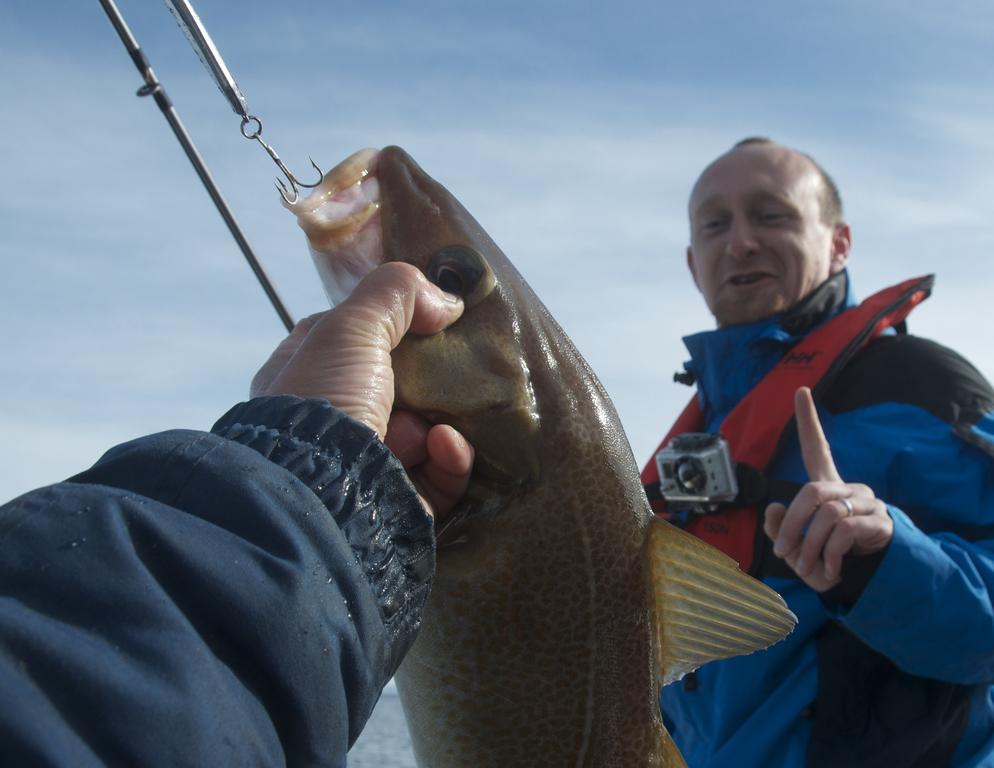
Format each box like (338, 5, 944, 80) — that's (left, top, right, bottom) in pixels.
(795, 386, 842, 482)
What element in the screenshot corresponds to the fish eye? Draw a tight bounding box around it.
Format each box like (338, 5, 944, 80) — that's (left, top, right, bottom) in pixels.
(426, 245, 496, 308)
(435, 265, 466, 295)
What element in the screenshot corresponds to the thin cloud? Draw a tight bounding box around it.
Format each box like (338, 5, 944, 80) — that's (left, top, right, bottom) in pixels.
(3, 1, 994, 504)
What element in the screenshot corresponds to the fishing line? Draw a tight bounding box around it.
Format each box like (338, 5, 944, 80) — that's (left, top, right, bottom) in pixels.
(97, 0, 295, 332)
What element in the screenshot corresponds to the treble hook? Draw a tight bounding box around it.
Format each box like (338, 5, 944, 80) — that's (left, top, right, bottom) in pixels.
(240, 116, 324, 204)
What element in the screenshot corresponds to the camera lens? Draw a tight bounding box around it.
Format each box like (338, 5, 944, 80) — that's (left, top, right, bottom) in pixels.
(674, 457, 707, 494)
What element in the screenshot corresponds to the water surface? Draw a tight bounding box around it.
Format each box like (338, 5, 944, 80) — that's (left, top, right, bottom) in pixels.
(349, 686, 416, 767)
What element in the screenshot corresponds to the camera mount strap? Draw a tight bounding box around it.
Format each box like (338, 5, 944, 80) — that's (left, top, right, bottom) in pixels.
(641, 274, 934, 572)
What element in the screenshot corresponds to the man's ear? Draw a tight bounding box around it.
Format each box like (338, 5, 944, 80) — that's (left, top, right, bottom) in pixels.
(686, 246, 701, 289)
(829, 223, 852, 274)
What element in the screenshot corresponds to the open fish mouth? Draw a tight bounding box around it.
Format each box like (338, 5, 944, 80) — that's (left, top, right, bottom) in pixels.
(283, 148, 384, 304)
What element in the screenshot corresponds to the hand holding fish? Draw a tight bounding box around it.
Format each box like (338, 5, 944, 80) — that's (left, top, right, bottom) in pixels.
(764, 387, 894, 592)
(251, 261, 474, 522)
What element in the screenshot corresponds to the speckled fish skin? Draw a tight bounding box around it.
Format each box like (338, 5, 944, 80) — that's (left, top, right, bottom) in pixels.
(286, 146, 795, 767)
(377, 146, 670, 766)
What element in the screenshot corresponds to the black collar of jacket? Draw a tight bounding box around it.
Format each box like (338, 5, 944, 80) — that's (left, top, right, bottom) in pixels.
(779, 271, 849, 337)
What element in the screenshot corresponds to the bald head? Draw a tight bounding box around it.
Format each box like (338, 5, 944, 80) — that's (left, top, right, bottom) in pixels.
(691, 138, 844, 227)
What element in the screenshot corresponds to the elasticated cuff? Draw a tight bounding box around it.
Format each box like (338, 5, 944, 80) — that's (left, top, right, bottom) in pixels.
(212, 395, 435, 672)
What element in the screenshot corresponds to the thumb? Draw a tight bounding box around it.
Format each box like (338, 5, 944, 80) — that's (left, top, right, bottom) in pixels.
(795, 386, 842, 482)
(260, 262, 464, 440)
(334, 262, 464, 353)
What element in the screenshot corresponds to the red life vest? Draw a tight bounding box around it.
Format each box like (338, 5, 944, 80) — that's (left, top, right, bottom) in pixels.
(640, 275, 934, 573)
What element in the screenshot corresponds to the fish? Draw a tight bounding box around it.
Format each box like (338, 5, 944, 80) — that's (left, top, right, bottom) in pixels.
(283, 146, 797, 767)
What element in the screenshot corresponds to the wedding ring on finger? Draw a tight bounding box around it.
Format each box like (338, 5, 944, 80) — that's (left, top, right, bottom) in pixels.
(841, 497, 855, 517)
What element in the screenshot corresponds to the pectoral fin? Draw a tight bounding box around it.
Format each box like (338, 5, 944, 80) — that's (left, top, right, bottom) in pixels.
(646, 516, 797, 685)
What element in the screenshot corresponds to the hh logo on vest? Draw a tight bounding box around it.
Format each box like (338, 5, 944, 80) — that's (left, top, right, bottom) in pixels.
(783, 350, 819, 367)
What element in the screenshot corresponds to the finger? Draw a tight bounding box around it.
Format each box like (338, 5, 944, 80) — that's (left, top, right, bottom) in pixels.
(772, 481, 849, 557)
(385, 414, 475, 523)
(795, 387, 842, 483)
(822, 519, 857, 581)
(849, 501, 894, 555)
(250, 313, 325, 397)
(412, 425, 474, 524)
(384, 411, 431, 467)
(848, 483, 874, 500)
(424, 425, 475, 487)
(764, 502, 787, 542)
(780, 548, 805, 577)
(794, 499, 851, 577)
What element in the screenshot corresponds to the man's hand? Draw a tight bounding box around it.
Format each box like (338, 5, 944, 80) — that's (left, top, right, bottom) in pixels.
(250, 262, 475, 524)
(763, 387, 893, 592)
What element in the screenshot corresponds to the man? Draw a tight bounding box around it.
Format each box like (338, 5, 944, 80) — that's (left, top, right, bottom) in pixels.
(643, 138, 994, 766)
(0, 263, 473, 766)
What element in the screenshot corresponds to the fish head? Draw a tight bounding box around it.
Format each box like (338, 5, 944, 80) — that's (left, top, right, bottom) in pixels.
(284, 146, 543, 526)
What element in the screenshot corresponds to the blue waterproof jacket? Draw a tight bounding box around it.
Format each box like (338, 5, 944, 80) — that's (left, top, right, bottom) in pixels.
(0, 396, 433, 767)
(659, 272, 994, 767)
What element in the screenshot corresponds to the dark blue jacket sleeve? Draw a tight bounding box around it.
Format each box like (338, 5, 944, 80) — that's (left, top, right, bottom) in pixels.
(0, 396, 434, 767)
(811, 335, 994, 686)
(823, 405, 994, 685)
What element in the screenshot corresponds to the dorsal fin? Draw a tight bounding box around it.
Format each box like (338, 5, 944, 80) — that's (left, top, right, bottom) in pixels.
(646, 516, 797, 685)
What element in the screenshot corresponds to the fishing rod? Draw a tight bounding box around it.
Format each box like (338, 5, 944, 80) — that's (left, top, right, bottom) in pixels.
(97, 0, 297, 332)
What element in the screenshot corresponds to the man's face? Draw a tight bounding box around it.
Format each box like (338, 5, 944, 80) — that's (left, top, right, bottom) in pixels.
(686, 143, 851, 327)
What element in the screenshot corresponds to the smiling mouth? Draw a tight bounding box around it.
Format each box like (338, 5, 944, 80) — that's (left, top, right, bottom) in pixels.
(728, 273, 774, 286)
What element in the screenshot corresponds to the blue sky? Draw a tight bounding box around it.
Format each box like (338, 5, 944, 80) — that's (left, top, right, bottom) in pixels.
(2, 1, 994, 502)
